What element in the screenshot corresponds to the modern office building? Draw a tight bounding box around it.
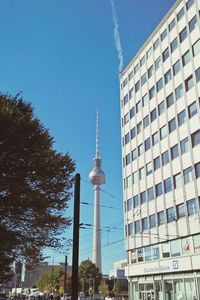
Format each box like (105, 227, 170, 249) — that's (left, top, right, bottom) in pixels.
(120, 0, 200, 299)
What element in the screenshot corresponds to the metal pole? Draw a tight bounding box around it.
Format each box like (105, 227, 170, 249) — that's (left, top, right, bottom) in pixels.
(64, 255, 67, 300)
(71, 173, 81, 300)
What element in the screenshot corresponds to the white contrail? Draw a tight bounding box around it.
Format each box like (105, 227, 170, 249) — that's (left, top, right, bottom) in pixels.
(111, 0, 124, 74)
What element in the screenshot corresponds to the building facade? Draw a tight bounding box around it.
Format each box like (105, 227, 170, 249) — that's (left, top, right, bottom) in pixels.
(120, 0, 200, 299)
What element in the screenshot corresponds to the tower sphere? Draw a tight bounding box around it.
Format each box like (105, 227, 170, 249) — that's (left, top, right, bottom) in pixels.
(89, 157, 105, 186)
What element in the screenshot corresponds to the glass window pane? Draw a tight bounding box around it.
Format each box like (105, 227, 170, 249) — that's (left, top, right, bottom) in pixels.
(188, 102, 197, 118)
(170, 240, 180, 256)
(193, 235, 200, 253)
(179, 27, 187, 43)
(187, 198, 197, 216)
(167, 207, 174, 223)
(189, 15, 197, 32)
(177, 203, 185, 219)
(181, 237, 190, 254)
(180, 137, 190, 154)
(158, 211, 165, 225)
(183, 167, 193, 184)
(192, 130, 200, 147)
(147, 187, 154, 201)
(178, 110, 186, 126)
(171, 144, 179, 160)
(192, 39, 200, 56)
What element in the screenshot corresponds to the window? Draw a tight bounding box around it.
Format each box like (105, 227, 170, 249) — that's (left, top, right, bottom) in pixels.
(193, 235, 200, 253)
(162, 151, 169, 166)
(142, 217, 148, 231)
(186, 0, 194, 10)
(125, 153, 130, 165)
(148, 65, 153, 78)
(169, 18, 175, 32)
(131, 149, 137, 161)
(158, 101, 165, 115)
(179, 27, 187, 43)
(137, 248, 144, 262)
(185, 75, 194, 91)
(125, 133, 130, 144)
(175, 84, 183, 100)
(178, 110, 186, 126)
(189, 15, 197, 32)
(166, 93, 174, 108)
(153, 38, 159, 50)
(169, 118, 176, 133)
(164, 178, 172, 193)
(156, 182, 163, 197)
(188, 101, 197, 118)
(138, 143, 144, 156)
(151, 108, 157, 122)
(134, 63, 139, 74)
(160, 125, 167, 140)
(149, 86, 155, 100)
(192, 39, 200, 56)
(155, 56, 161, 70)
(177, 7, 184, 21)
(177, 203, 185, 219)
(129, 87, 134, 100)
(170, 37, 178, 53)
(192, 130, 200, 147)
(173, 60, 180, 75)
(142, 94, 148, 107)
(156, 78, 163, 93)
(146, 47, 152, 59)
(187, 198, 197, 216)
(131, 127, 136, 139)
(180, 137, 190, 154)
(141, 191, 146, 204)
(128, 71, 133, 81)
(130, 108, 135, 120)
(126, 175, 132, 188)
(133, 195, 139, 208)
(128, 223, 133, 236)
(171, 144, 179, 160)
(154, 156, 161, 171)
(152, 131, 159, 145)
(183, 167, 193, 184)
(182, 50, 190, 66)
(167, 207, 175, 223)
(127, 198, 132, 211)
(162, 48, 169, 62)
(162, 242, 170, 257)
(146, 162, 153, 176)
(124, 113, 129, 124)
(196, 67, 200, 82)
(149, 214, 156, 228)
(137, 122, 142, 134)
(123, 78, 128, 87)
(141, 73, 147, 86)
(135, 220, 140, 234)
(170, 240, 180, 257)
(144, 246, 152, 261)
(132, 172, 138, 184)
(173, 172, 182, 189)
(143, 115, 149, 128)
(145, 137, 151, 151)
(161, 29, 167, 41)
(124, 94, 128, 105)
(147, 187, 154, 201)
(158, 211, 165, 225)
(140, 55, 145, 67)
(164, 69, 172, 84)
(135, 81, 140, 93)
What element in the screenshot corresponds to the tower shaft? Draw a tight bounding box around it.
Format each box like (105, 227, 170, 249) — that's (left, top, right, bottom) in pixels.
(92, 185, 101, 272)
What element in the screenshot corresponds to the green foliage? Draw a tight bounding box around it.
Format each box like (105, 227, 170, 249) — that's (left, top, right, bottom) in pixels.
(98, 280, 109, 297)
(78, 260, 101, 294)
(35, 267, 64, 292)
(0, 93, 75, 282)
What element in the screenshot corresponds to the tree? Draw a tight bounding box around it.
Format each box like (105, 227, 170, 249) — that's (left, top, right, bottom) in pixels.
(35, 267, 64, 293)
(78, 260, 101, 295)
(98, 280, 109, 297)
(0, 93, 75, 281)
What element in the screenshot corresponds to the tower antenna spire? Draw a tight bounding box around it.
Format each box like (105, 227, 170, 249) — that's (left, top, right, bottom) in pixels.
(96, 111, 99, 158)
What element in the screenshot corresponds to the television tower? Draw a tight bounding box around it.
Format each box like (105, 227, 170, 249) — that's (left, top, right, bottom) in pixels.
(89, 112, 105, 273)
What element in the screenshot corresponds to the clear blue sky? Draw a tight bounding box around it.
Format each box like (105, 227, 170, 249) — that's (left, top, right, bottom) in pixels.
(0, 0, 175, 274)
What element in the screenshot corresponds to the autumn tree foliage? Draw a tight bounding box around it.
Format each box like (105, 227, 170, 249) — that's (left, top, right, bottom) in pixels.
(0, 94, 75, 281)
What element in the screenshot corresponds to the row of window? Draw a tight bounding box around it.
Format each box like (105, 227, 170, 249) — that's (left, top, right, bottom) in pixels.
(122, 36, 200, 109)
(126, 197, 199, 239)
(122, 0, 195, 89)
(125, 159, 200, 212)
(128, 233, 200, 264)
(123, 97, 199, 167)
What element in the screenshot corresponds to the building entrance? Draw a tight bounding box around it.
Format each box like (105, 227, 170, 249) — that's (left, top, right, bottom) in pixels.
(139, 290, 155, 300)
